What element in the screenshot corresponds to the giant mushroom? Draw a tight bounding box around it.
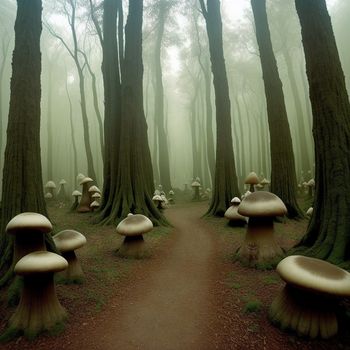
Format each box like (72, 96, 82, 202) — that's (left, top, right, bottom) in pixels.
(237, 191, 287, 266)
(77, 177, 93, 212)
(53, 229, 87, 283)
(116, 214, 153, 258)
(8, 251, 68, 337)
(269, 255, 350, 339)
(244, 172, 259, 192)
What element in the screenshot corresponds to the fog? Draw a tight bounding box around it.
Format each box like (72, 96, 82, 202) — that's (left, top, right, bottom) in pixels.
(0, 0, 348, 195)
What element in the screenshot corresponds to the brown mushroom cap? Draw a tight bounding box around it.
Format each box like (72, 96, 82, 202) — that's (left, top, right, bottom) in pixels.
(6, 212, 53, 235)
(238, 191, 287, 217)
(116, 214, 153, 237)
(277, 255, 350, 297)
(244, 172, 259, 185)
(15, 251, 68, 275)
(53, 229, 87, 253)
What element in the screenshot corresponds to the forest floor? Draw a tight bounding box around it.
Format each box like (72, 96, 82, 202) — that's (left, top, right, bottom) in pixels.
(1, 200, 350, 349)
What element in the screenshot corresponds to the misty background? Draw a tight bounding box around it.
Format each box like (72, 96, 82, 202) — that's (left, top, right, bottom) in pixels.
(0, 0, 348, 195)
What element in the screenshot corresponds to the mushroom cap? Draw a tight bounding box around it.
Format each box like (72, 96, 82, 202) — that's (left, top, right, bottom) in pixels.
(90, 201, 100, 208)
(277, 255, 350, 297)
(152, 194, 163, 202)
(45, 180, 56, 189)
(45, 192, 53, 199)
(307, 179, 315, 187)
(306, 207, 313, 216)
(59, 179, 67, 185)
(241, 190, 251, 200)
(116, 214, 153, 237)
(53, 229, 87, 252)
(260, 178, 270, 185)
(76, 173, 85, 182)
(191, 181, 201, 187)
(256, 183, 264, 189)
(6, 212, 52, 235)
(15, 251, 68, 275)
(169, 190, 174, 195)
(224, 205, 247, 222)
(244, 172, 259, 185)
(79, 177, 93, 185)
(92, 192, 101, 199)
(230, 197, 241, 205)
(72, 190, 82, 197)
(88, 185, 100, 193)
(238, 191, 287, 217)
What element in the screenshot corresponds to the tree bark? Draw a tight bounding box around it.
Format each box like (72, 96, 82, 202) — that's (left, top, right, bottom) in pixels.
(199, 0, 240, 216)
(293, 0, 350, 265)
(0, 0, 49, 285)
(251, 0, 302, 218)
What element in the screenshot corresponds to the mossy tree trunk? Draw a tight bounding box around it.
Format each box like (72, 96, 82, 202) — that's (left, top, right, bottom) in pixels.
(199, 0, 240, 216)
(97, 0, 166, 225)
(293, 0, 350, 265)
(0, 0, 49, 286)
(251, 0, 302, 218)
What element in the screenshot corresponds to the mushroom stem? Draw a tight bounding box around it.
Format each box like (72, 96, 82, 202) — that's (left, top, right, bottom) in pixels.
(237, 217, 283, 265)
(14, 232, 46, 264)
(249, 184, 255, 192)
(77, 183, 91, 213)
(9, 274, 67, 337)
(269, 284, 338, 339)
(57, 250, 84, 282)
(117, 235, 147, 259)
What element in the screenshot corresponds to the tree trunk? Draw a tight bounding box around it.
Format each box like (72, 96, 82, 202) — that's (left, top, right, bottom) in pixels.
(97, 0, 166, 225)
(154, 4, 172, 192)
(251, 0, 302, 218)
(199, 0, 240, 216)
(293, 0, 350, 265)
(0, 0, 49, 285)
(46, 66, 53, 181)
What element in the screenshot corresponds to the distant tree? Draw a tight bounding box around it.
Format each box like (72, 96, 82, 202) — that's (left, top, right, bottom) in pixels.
(0, 0, 49, 286)
(250, 0, 302, 218)
(293, 0, 350, 265)
(96, 0, 166, 225)
(199, 0, 240, 216)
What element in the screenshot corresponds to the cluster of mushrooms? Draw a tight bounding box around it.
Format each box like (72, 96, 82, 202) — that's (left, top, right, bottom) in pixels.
(152, 184, 176, 209)
(72, 174, 101, 212)
(223, 172, 350, 339)
(190, 177, 211, 201)
(5, 213, 86, 337)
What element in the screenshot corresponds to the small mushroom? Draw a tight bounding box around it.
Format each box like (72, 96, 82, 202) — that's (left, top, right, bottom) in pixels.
(44, 192, 53, 200)
(71, 190, 82, 211)
(306, 207, 313, 218)
(152, 194, 164, 209)
(88, 185, 101, 205)
(53, 229, 87, 282)
(269, 255, 350, 339)
(9, 251, 68, 337)
(57, 179, 67, 202)
(45, 181, 56, 198)
(90, 200, 100, 212)
(77, 177, 93, 213)
(307, 179, 315, 197)
(116, 214, 153, 258)
(6, 212, 53, 264)
(260, 178, 270, 191)
(237, 191, 287, 266)
(224, 197, 247, 226)
(244, 172, 259, 192)
(191, 181, 201, 201)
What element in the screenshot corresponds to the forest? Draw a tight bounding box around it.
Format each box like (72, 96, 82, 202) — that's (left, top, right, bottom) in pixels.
(0, 0, 350, 349)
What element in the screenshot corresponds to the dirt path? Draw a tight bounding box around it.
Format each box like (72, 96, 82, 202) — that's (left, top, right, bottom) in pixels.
(67, 203, 219, 350)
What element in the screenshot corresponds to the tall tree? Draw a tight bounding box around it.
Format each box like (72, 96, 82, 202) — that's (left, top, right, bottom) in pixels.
(293, 0, 350, 265)
(97, 0, 166, 225)
(199, 0, 240, 216)
(251, 0, 302, 218)
(0, 0, 48, 285)
(152, 0, 173, 192)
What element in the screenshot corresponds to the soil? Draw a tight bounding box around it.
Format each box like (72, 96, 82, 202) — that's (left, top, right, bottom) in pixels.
(1, 201, 350, 349)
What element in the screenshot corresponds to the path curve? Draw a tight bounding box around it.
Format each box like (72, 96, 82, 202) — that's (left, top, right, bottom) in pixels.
(69, 203, 219, 350)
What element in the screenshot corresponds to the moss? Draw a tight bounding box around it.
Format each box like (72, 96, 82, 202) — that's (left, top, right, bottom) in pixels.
(0, 327, 21, 343)
(244, 299, 262, 313)
(261, 275, 280, 285)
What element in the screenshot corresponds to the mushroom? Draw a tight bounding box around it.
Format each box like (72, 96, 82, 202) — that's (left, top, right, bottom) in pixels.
(269, 255, 350, 339)
(191, 181, 201, 201)
(307, 178, 315, 197)
(71, 190, 82, 211)
(77, 177, 93, 213)
(306, 207, 313, 218)
(241, 190, 251, 200)
(260, 178, 270, 191)
(90, 200, 100, 212)
(92, 192, 101, 202)
(6, 212, 52, 264)
(244, 172, 259, 192)
(237, 191, 287, 266)
(57, 179, 67, 202)
(45, 181, 56, 198)
(76, 173, 85, 185)
(116, 214, 153, 258)
(152, 194, 164, 209)
(224, 197, 247, 226)
(88, 185, 101, 205)
(44, 192, 53, 200)
(53, 230, 87, 282)
(9, 251, 68, 337)
(168, 190, 175, 204)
